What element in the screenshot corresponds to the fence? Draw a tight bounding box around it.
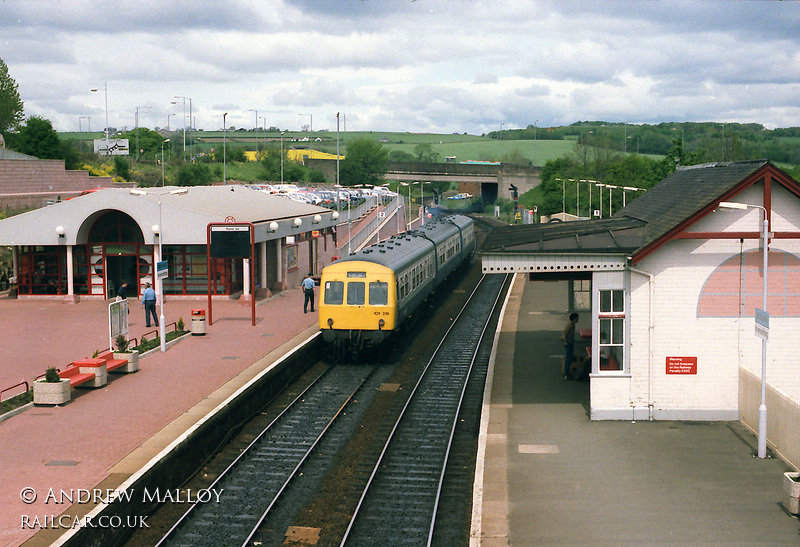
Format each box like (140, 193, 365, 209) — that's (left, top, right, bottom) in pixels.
(739, 367, 800, 469)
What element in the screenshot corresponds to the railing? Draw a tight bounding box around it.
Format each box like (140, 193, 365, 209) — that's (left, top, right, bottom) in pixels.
(348, 196, 403, 252)
(0, 380, 29, 403)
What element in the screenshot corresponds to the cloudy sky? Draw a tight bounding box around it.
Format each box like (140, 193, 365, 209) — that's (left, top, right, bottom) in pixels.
(2, 0, 799, 135)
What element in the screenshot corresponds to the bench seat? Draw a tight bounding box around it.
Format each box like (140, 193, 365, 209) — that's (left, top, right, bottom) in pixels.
(97, 351, 133, 373)
(59, 367, 95, 387)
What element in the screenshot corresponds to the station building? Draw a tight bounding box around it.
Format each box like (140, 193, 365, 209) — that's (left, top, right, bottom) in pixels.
(482, 161, 800, 427)
(0, 186, 340, 301)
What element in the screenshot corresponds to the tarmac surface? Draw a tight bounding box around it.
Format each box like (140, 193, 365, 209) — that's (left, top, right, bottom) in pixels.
(0, 273, 798, 546)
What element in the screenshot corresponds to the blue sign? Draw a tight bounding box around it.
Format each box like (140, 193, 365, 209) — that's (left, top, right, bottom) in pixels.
(156, 260, 168, 280)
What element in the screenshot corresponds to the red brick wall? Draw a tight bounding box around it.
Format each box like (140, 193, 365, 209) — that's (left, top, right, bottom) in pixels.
(0, 159, 117, 210)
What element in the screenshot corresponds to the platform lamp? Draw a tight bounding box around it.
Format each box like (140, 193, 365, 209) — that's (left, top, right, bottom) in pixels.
(130, 188, 189, 352)
(719, 201, 770, 458)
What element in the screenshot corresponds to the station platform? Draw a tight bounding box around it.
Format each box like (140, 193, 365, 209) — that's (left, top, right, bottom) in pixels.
(2, 273, 799, 546)
(0, 290, 318, 547)
(472, 274, 800, 545)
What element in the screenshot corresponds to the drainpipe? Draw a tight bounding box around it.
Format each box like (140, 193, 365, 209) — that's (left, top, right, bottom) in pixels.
(629, 265, 655, 421)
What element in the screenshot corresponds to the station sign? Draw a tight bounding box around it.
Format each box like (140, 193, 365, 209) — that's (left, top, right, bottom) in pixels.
(755, 308, 769, 340)
(156, 260, 168, 280)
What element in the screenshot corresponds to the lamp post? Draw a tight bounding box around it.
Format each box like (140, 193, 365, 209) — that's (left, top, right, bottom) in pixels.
(223, 112, 228, 185)
(130, 188, 188, 352)
(621, 186, 646, 207)
(166, 113, 175, 131)
(299, 113, 312, 160)
(135, 105, 151, 161)
(280, 130, 284, 183)
(91, 82, 109, 155)
(174, 96, 190, 161)
(161, 139, 170, 186)
(604, 184, 619, 216)
(719, 201, 770, 458)
(595, 183, 605, 218)
(258, 116, 266, 157)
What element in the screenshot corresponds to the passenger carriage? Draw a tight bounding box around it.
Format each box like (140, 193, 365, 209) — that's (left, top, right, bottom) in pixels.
(319, 215, 475, 357)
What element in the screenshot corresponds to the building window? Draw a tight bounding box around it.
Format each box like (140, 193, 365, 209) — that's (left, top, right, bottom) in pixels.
(598, 289, 624, 371)
(573, 279, 591, 310)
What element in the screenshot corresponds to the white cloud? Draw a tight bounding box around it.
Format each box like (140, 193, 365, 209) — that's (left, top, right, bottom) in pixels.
(1, 0, 799, 134)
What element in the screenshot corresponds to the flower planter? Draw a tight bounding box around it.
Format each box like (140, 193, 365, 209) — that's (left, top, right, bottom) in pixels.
(783, 471, 800, 515)
(113, 350, 140, 373)
(33, 379, 71, 405)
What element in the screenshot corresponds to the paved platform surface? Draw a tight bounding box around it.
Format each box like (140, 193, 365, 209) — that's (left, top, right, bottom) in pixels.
(474, 274, 800, 545)
(0, 290, 318, 547)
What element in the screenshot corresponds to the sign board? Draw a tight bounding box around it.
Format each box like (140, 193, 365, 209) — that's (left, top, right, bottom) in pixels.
(156, 260, 168, 280)
(108, 300, 129, 350)
(666, 356, 697, 375)
(209, 225, 251, 258)
(755, 308, 769, 340)
(378, 211, 386, 219)
(94, 138, 130, 156)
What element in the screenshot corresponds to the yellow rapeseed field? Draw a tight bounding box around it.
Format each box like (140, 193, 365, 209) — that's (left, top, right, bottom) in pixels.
(243, 149, 343, 162)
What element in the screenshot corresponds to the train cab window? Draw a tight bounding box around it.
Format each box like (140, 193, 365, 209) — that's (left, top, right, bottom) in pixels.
(324, 281, 344, 305)
(347, 282, 365, 305)
(369, 281, 388, 305)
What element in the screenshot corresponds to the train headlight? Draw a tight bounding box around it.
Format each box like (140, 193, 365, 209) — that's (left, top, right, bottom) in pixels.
(378, 319, 385, 329)
(327, 318, 334, 328)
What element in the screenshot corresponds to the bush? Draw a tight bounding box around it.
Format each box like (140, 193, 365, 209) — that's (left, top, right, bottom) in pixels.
(44, 367, 60, 383)
(177, 317, 185, 332)
(115, 334, 130, 353)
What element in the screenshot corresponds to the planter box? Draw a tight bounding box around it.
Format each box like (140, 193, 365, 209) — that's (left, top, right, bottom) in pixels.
(113, 350, 140, 373)
(784, 471, 800, 515)
(33, 379, 71, 405)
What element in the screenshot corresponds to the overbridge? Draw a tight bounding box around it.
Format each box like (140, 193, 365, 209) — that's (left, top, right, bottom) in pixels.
(306, 159, 541, 202)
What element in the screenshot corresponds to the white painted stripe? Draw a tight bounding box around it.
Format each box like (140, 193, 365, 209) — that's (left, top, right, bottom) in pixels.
(518, 444, 559, 454)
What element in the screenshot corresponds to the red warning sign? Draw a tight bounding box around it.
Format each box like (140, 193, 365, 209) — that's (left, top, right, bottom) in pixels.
(666, 356, 697, 375)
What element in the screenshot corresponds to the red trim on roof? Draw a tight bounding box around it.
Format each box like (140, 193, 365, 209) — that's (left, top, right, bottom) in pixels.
(631, 164, 800, 265)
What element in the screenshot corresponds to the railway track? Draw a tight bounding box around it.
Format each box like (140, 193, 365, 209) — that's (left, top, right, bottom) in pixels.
(155, 364, 378, 547)
(340, 272, 510, 546)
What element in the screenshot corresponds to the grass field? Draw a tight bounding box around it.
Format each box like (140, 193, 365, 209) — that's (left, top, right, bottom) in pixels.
(62, 130, 581, 167)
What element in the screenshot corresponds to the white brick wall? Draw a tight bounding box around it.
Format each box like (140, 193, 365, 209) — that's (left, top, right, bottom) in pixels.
(592, 182, 800, 420)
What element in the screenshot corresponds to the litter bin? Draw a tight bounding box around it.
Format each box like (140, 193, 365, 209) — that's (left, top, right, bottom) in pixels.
(191, 309, 206, 336)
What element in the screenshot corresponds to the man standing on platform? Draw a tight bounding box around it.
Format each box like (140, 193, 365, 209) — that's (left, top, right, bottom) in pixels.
(302, 273, 315, 314)
(142, 282, 158, 327)
(561, 312, 579, 379)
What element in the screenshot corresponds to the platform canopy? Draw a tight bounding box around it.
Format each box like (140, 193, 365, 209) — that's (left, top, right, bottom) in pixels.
(0, 186, 338, 247)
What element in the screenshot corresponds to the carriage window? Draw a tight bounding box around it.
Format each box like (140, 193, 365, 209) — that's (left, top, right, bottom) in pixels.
(347, 281, 365, 305)
(324, 281, 344, 305)
(369, 281, 388, 305)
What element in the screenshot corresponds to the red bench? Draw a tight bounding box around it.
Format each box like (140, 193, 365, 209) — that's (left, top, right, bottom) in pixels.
(97, 351, 129, 373)
(586, 346, 620, 371)
(59, 366, 96, 388)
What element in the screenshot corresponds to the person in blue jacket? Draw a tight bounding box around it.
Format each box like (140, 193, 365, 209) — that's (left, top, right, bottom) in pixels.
(302, 273, 315, 313)
(141, 282, 158, 327)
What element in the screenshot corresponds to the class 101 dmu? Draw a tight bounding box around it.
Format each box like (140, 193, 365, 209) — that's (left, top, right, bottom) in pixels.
(318, 215, 475, 358)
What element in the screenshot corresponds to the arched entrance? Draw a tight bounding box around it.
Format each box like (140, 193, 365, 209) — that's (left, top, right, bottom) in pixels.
(86, 210, 149, 298)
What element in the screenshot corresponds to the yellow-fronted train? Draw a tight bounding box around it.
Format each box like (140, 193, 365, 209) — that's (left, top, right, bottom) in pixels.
(319, 214, 475, 359)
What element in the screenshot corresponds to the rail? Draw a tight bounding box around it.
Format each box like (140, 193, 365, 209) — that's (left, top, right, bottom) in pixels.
(341, 273, 510, 546)
(0, 380, 29, 403)
(156, 364, 377, 547)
